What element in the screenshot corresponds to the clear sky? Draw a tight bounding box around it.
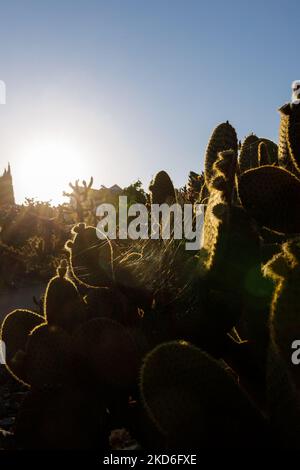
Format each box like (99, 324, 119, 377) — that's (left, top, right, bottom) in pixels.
(0, 0, 299, 204)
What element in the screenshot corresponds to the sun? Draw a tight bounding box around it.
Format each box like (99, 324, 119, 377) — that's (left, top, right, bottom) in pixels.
(14, 136, 89, 205)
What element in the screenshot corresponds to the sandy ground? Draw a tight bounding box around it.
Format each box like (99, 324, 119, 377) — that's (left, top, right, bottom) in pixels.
(0, 283, 45, 323)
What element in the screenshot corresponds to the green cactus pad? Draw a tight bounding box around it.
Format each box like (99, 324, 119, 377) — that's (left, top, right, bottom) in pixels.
(238, 165, 300, 233)
(140, 341, 265, 447)
(44, 259, 86, 333)
(84, 286, 141, 326)
(0, 309, 44, 385)
(25, 323, 78, 388)
(73, 317, 140, 389)
(65, 223, 114, 288)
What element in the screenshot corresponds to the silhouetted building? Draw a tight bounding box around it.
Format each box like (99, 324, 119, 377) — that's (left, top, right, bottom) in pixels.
(69, 183, 123, 210)
(0, 164, 15, 206)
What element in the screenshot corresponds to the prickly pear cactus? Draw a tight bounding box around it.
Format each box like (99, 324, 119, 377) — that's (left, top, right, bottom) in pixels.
(204, 121, 238, 186)
(84, 286, 141, 326)
(238, 165, 300, 233)
(0, 309, 44, 385)
(149, 170, 176, 204)
(140, 341, 266, 447)
(73, 317, 140, 389)
(44, 259, 86, 333)
(24, 323, 78, 388)
(65, 223, 114, 288)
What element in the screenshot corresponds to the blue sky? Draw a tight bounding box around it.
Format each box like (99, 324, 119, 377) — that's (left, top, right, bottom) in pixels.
(0, 0, 299, 203)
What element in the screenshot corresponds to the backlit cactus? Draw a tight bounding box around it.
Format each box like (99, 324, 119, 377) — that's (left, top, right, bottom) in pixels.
(1, 93, 300, 450)
(238, 165, 300, 233)
(149, 170, 176, 204)
(204, 121, 238, 186)
(263, 239, 300, 388)
(278, 103, 300, 175)
(44, 259, 86, 333)
(140, 341, 266, 447)
(73, 317, 140, 389)
(239, 135, 278, 173)
(239, 134, 260, 173)
(0, 309, 44, 385)
(65, 223, 114, 288)
(263, 239, 300, 447)
(24, 323, 77, 388)
(258, 141, 270, 166)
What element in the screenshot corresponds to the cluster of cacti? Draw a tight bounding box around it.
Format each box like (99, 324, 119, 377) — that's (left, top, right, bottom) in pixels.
(239, 135, 278, 173)
(140, 341, 267, 448)
(1, 97, 300, 450)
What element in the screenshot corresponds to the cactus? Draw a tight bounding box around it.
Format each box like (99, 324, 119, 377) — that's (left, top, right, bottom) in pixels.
(0, 309, 44, 384)
(263, 238, 300, 388)
(84, 286, 141, 326)
(63, 176, 94, 222)
(239, 134, 278, 173)
(239, 134, 260, 173)
(286, 105, 300, 174)
(210, 149, 237, 203)
(278, 103, 300, 175)
(266, 344, 300, 449)
(149, 170, 176, 204)
(187, 171, 203, 203)
(204, 121, 238, 186)
(238, 165, 300, 233)
(198, 180, 209, 204)
(199, 149, 265, 344)
(263, 240, 300, 447)
(73, 317, 140, 389)
(258, 141, 270, 166)
(23, 323, 79, 388)
(140, 341, 266, 447)
(44, 259, 86, 333)
(202, 149, 255, 273)
(65, 223, 114, 288)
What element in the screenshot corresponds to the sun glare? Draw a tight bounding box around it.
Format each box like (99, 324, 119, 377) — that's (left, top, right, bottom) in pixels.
(14, 137, 89, 205)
